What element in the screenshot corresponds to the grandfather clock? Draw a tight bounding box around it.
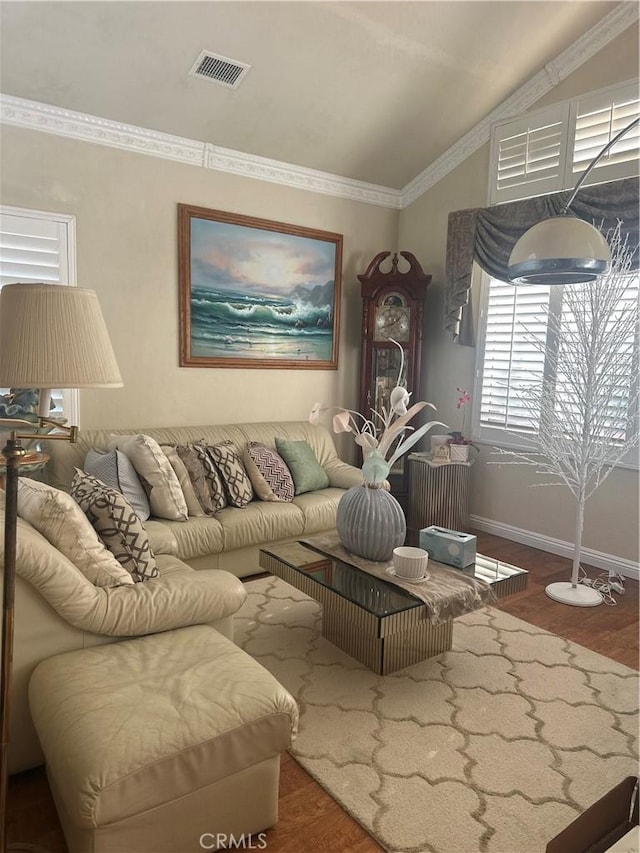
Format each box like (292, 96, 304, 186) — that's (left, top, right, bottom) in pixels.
(358, 251, 431, 511)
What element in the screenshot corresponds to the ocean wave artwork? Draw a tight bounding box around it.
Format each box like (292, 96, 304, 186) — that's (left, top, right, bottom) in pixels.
(191, 285, 334, 360)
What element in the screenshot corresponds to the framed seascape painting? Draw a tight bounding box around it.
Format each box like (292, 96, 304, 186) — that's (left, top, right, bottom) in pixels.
(178, 205, 343, 369)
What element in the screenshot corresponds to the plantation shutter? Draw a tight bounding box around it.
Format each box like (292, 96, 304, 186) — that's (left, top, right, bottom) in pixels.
(0, 207, 76, 419)
(571, 82, 640, 186)
(479, 280, 550, 435)
(489, 104, 570, 205)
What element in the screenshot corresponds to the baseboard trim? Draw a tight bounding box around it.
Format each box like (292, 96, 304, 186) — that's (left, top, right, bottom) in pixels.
(470, 514, 640, 581)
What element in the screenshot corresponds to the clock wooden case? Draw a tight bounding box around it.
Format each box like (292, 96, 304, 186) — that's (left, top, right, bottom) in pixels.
(358, 251, 431, 511)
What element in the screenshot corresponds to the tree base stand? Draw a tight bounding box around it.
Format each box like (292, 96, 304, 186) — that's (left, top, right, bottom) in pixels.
(545, 581, 603, 607)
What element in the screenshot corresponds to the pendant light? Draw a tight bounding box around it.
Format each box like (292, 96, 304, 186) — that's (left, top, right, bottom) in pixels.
(508, 116, 639, 286)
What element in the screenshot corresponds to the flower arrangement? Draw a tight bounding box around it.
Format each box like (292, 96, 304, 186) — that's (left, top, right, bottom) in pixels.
(448, 387, 478, 451)
(310, 341, 446, 484)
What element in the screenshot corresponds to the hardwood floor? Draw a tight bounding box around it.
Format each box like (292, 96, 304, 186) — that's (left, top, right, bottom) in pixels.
(6, 532, 638, 852)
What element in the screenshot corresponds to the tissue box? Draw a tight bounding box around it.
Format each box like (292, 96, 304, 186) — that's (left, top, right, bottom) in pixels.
(419, 526, 476, 568)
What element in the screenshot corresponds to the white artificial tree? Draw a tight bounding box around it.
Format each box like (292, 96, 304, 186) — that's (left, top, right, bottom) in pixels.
(494, 222, 640, 606)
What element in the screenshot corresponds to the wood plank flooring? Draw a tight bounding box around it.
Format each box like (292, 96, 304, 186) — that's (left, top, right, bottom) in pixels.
(6, 531, 638, 852)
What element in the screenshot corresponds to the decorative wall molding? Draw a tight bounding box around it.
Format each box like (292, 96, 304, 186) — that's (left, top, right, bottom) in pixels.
(400, 2, 639, 207)
(0, 94, 402, 209)
(0, 95, 207, 166)
(1, 2, 636, 210)
(470, 514, 640, 581)
(203, 143, 402, 208)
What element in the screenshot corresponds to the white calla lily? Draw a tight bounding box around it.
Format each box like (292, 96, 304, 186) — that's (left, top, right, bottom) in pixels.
(309, 339, 448, 482)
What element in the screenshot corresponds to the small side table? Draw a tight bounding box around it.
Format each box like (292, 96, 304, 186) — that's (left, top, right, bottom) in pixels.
(407, 453, 473, 544)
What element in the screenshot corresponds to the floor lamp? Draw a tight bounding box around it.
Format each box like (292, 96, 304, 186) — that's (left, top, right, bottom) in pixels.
(0, 283, 122, 852)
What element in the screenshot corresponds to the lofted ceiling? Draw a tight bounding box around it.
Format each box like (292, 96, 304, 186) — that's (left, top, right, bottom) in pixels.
(0, 1, 633, 190)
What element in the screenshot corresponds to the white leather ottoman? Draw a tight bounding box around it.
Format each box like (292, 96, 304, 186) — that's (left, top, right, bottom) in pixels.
(29, 624, 298, 853)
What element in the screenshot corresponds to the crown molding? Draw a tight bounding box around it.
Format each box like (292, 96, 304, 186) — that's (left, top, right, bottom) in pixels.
(400, 1, 639, 207)
(0, 94, 402, 209)
(0, 95, 207, 166)
(1, 2, 636, 211)
(204, 143, 402, 208)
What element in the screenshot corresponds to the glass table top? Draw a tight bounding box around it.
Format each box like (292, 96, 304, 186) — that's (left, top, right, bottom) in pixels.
(260, 541, 528, 620)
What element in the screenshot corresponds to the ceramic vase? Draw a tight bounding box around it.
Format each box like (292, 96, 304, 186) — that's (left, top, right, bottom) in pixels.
(336, 483, 406, 562)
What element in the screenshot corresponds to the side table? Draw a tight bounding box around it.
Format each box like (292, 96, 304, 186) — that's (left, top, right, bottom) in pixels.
(407, 452, 473, 544)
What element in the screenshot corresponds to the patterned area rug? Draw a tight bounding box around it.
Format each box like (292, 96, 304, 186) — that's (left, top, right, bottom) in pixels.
(237, 576, 639, 853)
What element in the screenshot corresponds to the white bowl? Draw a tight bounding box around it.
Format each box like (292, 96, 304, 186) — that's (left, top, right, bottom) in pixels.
(392, 546, 429, 580)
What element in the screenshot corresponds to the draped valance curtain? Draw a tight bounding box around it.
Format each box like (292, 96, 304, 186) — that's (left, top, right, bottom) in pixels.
(445, 177, 640, 346)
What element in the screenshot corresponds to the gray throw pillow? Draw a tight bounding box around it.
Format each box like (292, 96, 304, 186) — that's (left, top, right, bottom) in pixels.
(71, 468, 159, 582)
(85, 448, 150, 521)
(175, 445, 217, 516)
(274, 438, 329, 495)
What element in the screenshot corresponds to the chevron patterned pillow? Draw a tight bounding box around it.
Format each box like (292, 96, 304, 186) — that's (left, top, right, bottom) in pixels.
(243, 442, 294, 502)
(71, 468, 159, 582)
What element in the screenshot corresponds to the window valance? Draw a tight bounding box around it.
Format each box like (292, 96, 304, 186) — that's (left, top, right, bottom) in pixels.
(445, 177, 639, 346)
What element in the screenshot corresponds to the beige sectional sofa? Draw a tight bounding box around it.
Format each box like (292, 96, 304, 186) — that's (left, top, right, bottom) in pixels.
(45, 420, 363, 576)
(7, 421, 360, 775)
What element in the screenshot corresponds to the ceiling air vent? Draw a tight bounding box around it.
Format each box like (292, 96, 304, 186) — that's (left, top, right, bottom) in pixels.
(189, 50, 251, 89)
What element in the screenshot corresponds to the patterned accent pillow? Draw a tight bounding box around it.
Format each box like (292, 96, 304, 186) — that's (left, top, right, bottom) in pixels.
(206, 442, 254, 508)
(17, 478, 134, 588)
(243, 442, 294, 502)
(71, 469, 159, 582)
(109, 434, 188, 521)
(193, 444, 227, 512)
(175, 446, 218, 515)
(275, 438, 330, 495)
(160, 445, 206, 517)
(84, 448, 151, 521)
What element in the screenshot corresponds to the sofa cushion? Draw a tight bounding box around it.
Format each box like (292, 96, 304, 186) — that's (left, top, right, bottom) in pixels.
(109, 434, 188, 521)
(275, 438, 330, 495)
(193, 444, 227, 512)
(207, 442, 254, 508)
(216, 501, 305, 552)
(175, 446, 217, 515)
(160, 446, 206, 517)
(16, 478, 134, 588)
(84, 448, 150, 521)
(293, 488, 347, 534)
(71, 469, 159, 582)
(243, 442, 294, 502)
(159, 516, 225, 562)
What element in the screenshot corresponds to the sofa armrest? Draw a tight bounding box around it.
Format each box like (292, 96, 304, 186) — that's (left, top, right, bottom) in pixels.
(324, 459, 363, 490)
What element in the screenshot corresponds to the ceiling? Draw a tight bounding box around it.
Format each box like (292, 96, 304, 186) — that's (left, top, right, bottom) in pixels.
(0, 1, 629, 190)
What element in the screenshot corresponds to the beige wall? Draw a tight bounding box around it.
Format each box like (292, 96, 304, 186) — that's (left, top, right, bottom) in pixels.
(0, 126, 398, 464)
(398, 28, 639, 564)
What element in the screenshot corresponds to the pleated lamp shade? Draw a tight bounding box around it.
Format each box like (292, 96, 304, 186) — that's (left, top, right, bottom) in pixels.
(0, 283, 123, 389)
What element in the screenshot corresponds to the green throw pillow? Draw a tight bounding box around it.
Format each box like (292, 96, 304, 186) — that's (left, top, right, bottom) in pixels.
(275, 438, 329, 495)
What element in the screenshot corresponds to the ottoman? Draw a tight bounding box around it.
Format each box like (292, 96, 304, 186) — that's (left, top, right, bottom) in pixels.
(29, 624, 299, 853)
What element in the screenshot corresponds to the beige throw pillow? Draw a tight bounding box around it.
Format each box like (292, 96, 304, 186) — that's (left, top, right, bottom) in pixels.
(160, 445, 206, 517)
(71, 469, 159, 582)
(17, 478, 134, 588)
(109, 434, 188, 521)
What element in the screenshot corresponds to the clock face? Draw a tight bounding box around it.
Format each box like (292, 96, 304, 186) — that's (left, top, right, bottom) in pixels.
(374, 299, 411, 342)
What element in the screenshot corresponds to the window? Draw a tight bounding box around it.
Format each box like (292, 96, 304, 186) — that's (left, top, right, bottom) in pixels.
(473, 269, 640, 466)
(489, 80, 639, 204)
(0, 205, 78, 422)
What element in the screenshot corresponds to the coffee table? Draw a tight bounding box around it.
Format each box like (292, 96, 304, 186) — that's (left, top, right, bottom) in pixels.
(258, 540, 528, 675)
